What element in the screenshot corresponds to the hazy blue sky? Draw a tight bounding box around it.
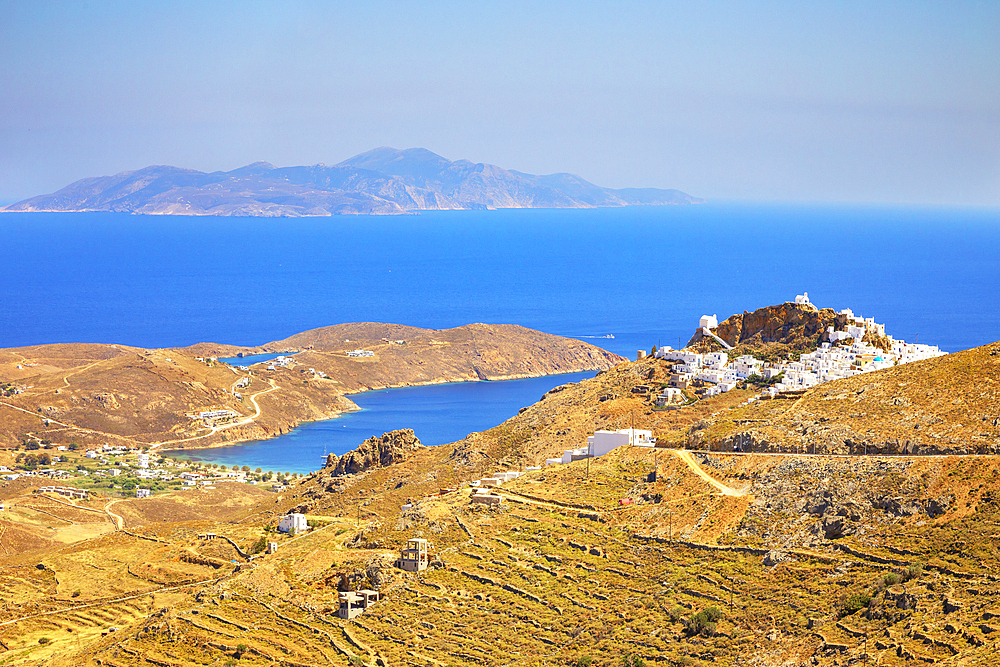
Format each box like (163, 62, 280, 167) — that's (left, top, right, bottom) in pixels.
(1, 1, 997, 205)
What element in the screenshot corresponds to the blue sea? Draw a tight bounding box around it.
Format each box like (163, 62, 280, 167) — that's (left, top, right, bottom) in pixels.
(166, 371, 595, 474)
(2, 203, 998, 471)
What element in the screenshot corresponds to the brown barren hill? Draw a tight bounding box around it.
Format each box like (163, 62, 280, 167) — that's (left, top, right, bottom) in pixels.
(0, 323, 623, 450)
(5, 340, 1000, 666)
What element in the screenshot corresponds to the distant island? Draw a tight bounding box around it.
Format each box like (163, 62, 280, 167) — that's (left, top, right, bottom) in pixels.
(0, 147, 704, 217)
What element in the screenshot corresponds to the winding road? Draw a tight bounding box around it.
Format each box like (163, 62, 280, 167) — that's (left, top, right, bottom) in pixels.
(147, 378, 279, 452)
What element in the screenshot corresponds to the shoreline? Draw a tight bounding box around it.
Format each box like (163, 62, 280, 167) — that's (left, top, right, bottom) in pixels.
(157, 369, 599, 465)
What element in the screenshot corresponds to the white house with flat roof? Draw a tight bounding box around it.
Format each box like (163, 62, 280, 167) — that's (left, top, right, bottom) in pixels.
(277, 513, 308, 534)
(586, 428, 655, 457)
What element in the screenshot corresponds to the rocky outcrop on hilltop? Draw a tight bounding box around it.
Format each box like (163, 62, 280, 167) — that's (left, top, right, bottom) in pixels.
(686, 301, 895, 357)
(325, 429, 423, 476)
(687, 302, 837, 354)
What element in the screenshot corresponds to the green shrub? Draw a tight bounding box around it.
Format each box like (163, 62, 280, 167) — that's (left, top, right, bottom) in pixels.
(574, 657, 593, 667)
(685, 606, 724, 637)
(883, 572, 901, 586)
(906, 562, 924, 581)
(38, 637, 51, 645)
(839, 592, 872, 617)
(621, 655, 646, 667)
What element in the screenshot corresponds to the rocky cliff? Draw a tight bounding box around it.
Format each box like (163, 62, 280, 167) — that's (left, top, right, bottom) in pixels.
(325, 429, 423, 476)
(2, 147, 703, 217)
(686, 302, 894, 358)
(686, 302, 836, 355)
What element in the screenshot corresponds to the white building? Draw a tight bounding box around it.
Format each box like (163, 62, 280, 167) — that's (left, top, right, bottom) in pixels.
(586, 428, 655, 457)
(277, 513, 308, 534)
(795, 292, 810, 305)
(699, 314, 718, 329)
(136, 488, 151, 498)
(137, 453, 150, 469)
(703, 352, 728, 369)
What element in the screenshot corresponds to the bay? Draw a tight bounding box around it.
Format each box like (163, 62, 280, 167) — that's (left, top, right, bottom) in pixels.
(165, 371, 595, 474)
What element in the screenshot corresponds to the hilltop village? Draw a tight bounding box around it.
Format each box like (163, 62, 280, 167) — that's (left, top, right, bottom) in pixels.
(0, 305, 998, 667)
(650, 293, 945, 402)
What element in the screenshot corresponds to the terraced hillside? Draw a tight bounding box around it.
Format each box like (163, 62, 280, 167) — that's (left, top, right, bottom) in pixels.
(1, 340, 999, 666)
(4, 446, 998, 667)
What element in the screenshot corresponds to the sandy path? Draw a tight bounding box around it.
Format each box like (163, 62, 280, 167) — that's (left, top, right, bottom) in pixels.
(0, 399, 135, 444)
(104, 500, 125, 530)
(672, 449, 748, 497)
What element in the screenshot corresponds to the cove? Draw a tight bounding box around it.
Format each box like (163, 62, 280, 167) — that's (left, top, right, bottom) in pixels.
(218, 352, 293, 366)
(166, 370, 596, 474)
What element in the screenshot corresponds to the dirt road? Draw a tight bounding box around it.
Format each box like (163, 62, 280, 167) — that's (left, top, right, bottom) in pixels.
(672, 449, 749, 497)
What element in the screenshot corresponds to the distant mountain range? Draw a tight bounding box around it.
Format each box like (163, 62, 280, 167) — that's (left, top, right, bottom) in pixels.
(1, 147, 703, 216)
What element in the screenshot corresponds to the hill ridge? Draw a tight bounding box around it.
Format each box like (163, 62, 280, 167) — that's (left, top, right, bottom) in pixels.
(1, 147, 704, 217)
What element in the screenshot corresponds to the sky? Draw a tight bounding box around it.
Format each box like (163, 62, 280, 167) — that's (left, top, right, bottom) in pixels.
(1, 1, 998, 206)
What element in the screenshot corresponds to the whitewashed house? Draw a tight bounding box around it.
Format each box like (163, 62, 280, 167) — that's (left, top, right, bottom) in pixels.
(277, 513, 308, 534)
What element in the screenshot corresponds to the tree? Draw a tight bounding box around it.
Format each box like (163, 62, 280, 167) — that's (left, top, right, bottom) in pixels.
(68, 443, 80, 451)
(255, 467, 262, 474)
(685, 606, 723, 637)
(251, 536, 267, 554)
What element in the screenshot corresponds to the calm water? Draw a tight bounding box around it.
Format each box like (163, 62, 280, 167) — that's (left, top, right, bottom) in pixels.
(166, 371, 595, 474)
(3, 204, 998, 357)
(3, 204, 998, 471)
(218, 352, 291, 366)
